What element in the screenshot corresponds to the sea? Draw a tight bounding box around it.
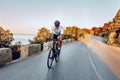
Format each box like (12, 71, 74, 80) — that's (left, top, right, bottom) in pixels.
(12, 34, 35, 45)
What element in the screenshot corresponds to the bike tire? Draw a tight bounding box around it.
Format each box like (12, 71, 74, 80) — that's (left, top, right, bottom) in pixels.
(55, 49, 60, 62)
(47, 49, 54, 69)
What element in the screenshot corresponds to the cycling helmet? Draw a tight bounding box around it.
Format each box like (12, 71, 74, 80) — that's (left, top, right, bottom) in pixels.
(54, 20, 60, 26)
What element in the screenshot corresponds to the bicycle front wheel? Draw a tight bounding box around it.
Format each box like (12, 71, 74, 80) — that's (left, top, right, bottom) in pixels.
(47, 49, 54, 69)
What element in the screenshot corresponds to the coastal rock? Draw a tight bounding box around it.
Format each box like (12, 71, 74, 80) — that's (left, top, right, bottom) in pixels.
(0, 48, 12, 66)
(107, 9, 120, 47)
(110, 9, 120, 29)
(116, 33, 120, 44)
(107, 32, 116, 45)
(21, 44, 41, 58)
(117, 10, 120, 16)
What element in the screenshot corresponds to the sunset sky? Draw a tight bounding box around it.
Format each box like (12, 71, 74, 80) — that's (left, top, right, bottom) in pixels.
(0, 0, 120, 34)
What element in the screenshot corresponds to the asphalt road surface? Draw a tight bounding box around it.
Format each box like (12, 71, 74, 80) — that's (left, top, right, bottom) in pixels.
(0, 42, 119, 80)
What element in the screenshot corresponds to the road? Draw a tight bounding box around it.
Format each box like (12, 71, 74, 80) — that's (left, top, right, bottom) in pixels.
(0, 42, 119, 80)
(88, 35, 120, 78)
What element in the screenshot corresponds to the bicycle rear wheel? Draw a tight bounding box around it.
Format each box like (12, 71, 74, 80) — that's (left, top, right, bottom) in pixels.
(55, 49, 60, 62)
(47, 48, 54, 69)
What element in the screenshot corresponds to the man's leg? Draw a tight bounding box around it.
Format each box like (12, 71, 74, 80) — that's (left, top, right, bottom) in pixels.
(57, 35, 61, 50)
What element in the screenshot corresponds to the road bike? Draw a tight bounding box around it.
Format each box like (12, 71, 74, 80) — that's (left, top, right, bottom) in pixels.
(47, 39, 62, 69)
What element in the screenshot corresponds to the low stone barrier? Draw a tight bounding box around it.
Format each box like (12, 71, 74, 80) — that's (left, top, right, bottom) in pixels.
(62, 39, 68, 44)
(43, 39, 75, 51)
(21, 44, 41, 58)
(67, 39, 71, 42)
(0, 48, 12, 66)
(0, 38, 76, 67)
(43, 42, 52, 51)
(62, 38, 75, 44)
(0, 39, 75, 67)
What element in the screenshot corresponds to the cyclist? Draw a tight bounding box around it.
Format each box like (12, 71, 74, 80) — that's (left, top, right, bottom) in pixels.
(51, 20, 63, 50)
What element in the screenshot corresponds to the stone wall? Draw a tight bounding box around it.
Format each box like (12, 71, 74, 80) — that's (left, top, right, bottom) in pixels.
(21, 44, 41, 58)
(43, 39, 75, 51)
(43, 42, 52, 51)
(21, 39, 74, 58)
(0, 48, 12, 66)
(62, 38, 75, 44)
(0, 39, 75, 66)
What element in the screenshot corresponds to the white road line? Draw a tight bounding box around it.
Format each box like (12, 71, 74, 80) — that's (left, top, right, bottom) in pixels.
(86, 39, 103, 80)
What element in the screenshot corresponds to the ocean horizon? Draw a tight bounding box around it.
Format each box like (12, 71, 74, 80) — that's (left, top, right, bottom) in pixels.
(12, 34, 35, 45)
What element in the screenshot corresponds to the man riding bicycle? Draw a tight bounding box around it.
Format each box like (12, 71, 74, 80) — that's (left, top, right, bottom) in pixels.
(47, 20, 63, 69)
(51, 20, 63, 50)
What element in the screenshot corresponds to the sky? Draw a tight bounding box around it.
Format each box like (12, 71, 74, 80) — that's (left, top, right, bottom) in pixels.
(0, 0, 120, 34)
